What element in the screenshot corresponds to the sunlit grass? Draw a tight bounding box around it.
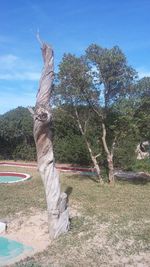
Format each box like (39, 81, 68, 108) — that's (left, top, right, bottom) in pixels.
(0, 163, 150, 266)
(0, 166, 46, 218)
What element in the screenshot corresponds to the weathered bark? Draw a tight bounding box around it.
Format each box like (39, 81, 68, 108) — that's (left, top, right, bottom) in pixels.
(85, 139, 103, 183)
(107, 154, 114, 183)
(31, 41, 69, 239)
(74, 107, 103, 183)
(102, 123, 115, 184)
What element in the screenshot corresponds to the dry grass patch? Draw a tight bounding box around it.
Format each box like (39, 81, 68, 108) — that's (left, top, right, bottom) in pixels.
(0, 164, 150, 266)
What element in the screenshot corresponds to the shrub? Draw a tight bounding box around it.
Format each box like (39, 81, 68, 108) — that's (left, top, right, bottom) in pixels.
(12, 144, 36, 161)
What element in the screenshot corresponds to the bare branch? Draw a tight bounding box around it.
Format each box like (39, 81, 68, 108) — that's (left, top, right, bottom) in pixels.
(95, 153, 101, 159)
(74, 106, 84, 135)
(36, 43, 54, 105)
(83, 110, 90, 133)
(28, 106, 34, 116)
(102, 122, 110, 156)
(36, 29, 43, 47)
(84, 119, 88, 134)
(111, 137, 117, 155)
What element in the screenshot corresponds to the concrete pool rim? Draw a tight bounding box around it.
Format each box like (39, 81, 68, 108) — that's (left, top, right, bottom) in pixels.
(0, 172, 31, 184)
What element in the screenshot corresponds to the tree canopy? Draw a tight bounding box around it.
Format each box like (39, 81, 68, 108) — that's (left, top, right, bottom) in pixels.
(0, 43, 149, 176)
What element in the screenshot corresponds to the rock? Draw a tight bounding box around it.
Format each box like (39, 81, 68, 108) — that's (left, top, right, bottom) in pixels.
(0, 222, 6, 234)
(114, 170, 150, 182)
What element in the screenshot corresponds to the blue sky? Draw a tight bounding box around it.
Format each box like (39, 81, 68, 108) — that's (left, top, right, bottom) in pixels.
(0, 0, 150, 114)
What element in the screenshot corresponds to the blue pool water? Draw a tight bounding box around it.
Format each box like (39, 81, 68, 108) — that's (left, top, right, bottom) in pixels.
(80, 171, 96, 176)
(0, 237, 32, 266)
(0, 176, 23, 183)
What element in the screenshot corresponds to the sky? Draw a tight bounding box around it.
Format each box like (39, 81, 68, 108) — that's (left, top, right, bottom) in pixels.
(0, 0, 150, 114)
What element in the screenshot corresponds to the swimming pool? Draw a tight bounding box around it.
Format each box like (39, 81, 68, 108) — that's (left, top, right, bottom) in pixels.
(0, 237, 32, 266)
(0, 172, 31, 184)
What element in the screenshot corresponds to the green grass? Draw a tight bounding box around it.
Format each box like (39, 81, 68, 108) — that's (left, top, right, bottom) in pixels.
(0, 166, 46, 218)
(0, 163, 150, 266)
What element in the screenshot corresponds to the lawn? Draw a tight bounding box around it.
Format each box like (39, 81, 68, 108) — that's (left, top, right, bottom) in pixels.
(0, 163, 150, 266)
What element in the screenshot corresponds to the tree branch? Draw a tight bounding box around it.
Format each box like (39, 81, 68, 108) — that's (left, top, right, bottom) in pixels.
(95, 153, 101, 159)
(36, 42, 54, 106)
(28, 106, 34, 116)
(74, 106, 84, 135)
(36, 29, 43, 47)
(102, 122, 110, 156)
(83, 111, 90, 134)
(111, 137, 116, 155)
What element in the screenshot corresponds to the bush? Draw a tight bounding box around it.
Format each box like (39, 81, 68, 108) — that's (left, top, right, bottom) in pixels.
(114, 137, 137, 171)
(54, 135, 91, 165)
(132, 158, 150, 173)
(12, 144, 36, 161)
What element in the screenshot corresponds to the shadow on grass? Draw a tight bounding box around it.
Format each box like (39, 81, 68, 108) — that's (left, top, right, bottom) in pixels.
(77, 173, 99, 183)
(65, 186, 73, 197)
(116, 176, 150, 185)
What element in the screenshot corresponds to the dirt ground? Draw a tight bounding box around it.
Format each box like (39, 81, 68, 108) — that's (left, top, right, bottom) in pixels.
(5, 209, 50, 254)
(2, 207, 150, 267)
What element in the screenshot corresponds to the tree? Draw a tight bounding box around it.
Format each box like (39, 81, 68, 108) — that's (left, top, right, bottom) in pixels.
(53, 108, 91, 165)
(133, 77, 150, 141)
(0, 107, 36, 160)
(56, 54, 103, 183)
(85, 44, 137, 183)
(109, 98, 139, 170)
(29, 40, 69, 238)
(0, 106, 91, 163)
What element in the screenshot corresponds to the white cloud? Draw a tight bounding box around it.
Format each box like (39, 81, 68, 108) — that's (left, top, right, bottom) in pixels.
(0, 53, 41, 113)
(0, 53, 41, 81)
(0, 71, 40, 81)
(0, 54, 18, 62)
(0, 54, 18, 70)
(0, 91, 36, 114)
(137, 68, 150, 79)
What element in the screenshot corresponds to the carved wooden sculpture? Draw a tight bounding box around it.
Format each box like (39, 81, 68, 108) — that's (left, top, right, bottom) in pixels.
(29, 40, 69, 239)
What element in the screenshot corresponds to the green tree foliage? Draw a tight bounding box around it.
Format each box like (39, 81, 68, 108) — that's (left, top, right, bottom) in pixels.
(0, 44, 149, 175)
(107, 98, 139, 168)
(84, 44, 138, 181)
(56, 54, 104, 181)
(0, 107, 36, 160)
(53, 107, 91, 165)
(0, 106, 33, 141)
(111, 77, 150, 170)
(86, 44, 137, 107)
(0, 106, 92, 165)
(133, 77, 150, 141)
(56, 53, 94, 107)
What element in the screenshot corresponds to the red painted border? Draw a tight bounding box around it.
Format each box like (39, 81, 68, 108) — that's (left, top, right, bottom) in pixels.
(0, 171, 31, 183)
(0, 172, 26, 178)
(0, 162, 95, 173)
(0, 162, 36, 167)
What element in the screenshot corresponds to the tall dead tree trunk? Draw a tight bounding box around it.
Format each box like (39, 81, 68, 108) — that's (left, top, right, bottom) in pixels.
(30, 41, 69, 239)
